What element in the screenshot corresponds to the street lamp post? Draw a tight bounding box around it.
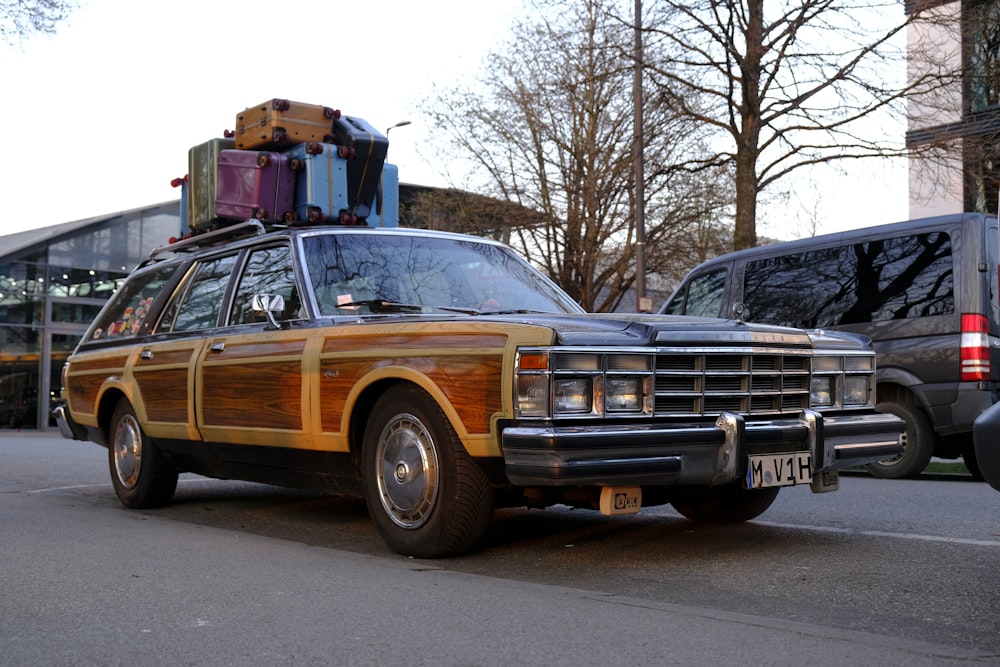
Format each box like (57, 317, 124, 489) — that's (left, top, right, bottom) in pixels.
(633, 0, 649, 313)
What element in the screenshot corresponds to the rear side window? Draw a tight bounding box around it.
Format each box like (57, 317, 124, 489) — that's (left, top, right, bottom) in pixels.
(86, 265, 178, 342)
(743, 232, 954, 328)
(664, 269, 727, 317)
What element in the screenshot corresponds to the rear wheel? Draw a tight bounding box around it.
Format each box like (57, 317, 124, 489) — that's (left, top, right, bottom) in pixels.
(672, 486, 780, 523)
(107, 399, 178, 508)
(362, 385, 494, 558)
(865, 400, 934, 479)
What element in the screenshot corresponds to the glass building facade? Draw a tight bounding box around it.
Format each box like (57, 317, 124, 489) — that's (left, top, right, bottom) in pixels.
(0, 202, 181, 430)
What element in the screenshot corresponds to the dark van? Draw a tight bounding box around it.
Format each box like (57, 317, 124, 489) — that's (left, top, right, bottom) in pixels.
(661, 213, 1000, 479)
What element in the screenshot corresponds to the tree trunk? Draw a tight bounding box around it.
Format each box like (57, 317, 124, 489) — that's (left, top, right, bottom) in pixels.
(733, 0, 764, 251)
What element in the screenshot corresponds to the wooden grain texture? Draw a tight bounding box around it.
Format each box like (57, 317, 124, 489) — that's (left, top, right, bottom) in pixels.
(196, 337, 307, 430)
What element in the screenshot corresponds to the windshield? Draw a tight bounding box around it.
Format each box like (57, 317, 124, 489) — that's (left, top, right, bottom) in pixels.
(301, 232, 582, 316)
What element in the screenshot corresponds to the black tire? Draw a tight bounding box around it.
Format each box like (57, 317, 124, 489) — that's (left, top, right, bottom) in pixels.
(362, 385, 494, 558)
(865, 400, 935, 479)
(672, 486, 780, 523)
(962, 441, 985, 481)
(107, 399, 178, 508)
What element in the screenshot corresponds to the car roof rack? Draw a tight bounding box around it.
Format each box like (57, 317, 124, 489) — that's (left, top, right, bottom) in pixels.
(147, 220, 271, 260)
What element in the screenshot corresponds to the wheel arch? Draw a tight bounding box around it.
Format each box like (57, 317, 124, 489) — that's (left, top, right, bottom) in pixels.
(96, 385, 130, 446)
(345, 369, 477, 464)
(876, 380, 928, 412)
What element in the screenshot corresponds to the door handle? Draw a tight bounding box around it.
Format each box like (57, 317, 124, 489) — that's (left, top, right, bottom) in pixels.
(210, 341, 225, 352)
(140, 349, 152, 360)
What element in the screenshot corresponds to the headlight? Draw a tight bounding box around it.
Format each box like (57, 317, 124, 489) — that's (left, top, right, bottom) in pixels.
(516, 375, 549, 417)
(606, 377, 643, 412)
(554, 378, 592, 414)
(843, 376, 870, 406)
(810, 376, 834, 407)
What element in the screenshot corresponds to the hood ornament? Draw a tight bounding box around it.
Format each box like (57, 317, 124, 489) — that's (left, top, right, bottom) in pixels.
(732, 302, 747, 325)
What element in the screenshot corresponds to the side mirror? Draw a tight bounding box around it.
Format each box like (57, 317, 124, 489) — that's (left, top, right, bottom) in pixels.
(251, 293, 286, 329)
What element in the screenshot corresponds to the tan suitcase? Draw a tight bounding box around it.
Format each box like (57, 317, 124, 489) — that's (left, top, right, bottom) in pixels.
(234, 98, 337, 150)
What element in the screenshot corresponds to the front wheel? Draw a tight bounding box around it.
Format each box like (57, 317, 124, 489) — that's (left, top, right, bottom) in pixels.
(108, 399, 178, 508)
(362, 385, 494, 558)
(671, 486, 780, 523)
(865, 400, 935, 479)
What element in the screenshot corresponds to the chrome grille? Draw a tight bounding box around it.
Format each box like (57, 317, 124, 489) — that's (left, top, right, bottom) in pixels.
(654, 351, 811, 417)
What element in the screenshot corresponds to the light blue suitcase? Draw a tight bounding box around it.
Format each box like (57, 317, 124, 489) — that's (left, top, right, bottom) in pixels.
(368, 162, 399, 227)
(285, 142, 350, 224)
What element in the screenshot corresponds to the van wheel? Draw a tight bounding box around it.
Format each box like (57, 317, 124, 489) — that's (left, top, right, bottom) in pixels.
(108, 398, 178, 508)
(362, 385, 494, 558)
(672, 486, 780, 523)
(865, 400, 934, 479)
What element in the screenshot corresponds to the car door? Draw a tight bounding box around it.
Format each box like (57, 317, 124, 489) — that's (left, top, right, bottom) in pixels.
(194, 242, 315, 448)
(134, 252, 240, 441)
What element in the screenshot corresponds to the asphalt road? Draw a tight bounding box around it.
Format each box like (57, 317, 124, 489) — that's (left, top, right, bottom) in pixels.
(2, 432, 998, 666)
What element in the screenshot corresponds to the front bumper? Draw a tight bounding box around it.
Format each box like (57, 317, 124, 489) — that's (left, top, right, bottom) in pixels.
(501, 409, 904, 487)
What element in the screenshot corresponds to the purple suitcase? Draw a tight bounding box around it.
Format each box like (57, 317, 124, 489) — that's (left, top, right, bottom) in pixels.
(215, 149, 299, 222)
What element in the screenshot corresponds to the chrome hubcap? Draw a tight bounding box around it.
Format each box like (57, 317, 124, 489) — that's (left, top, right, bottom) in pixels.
(112, 414, 142, 489)
(376, 414, 439, 529)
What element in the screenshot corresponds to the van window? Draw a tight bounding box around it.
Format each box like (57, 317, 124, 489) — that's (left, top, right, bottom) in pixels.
(743, 232, 954, 328)
(988, 223, 999, 314)
(664, 268, 727, 317)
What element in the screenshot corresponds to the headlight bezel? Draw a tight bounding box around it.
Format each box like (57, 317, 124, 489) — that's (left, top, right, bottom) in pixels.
(515, 349, 654, 419)
(809, 352, 875, 411)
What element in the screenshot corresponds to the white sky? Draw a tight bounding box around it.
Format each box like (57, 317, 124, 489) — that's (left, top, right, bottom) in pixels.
(0, 0, 908, 242)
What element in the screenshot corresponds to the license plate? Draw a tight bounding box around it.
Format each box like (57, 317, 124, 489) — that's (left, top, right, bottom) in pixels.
(746, 452, 812, 489)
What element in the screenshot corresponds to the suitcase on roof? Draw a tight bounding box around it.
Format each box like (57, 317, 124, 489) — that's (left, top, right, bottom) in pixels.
(187, 137, 235, 231)
(215, 149, 299, 223)
(369, 162, 399, 227)
(285, 142, 350, 224)
(171, 175, 189, 237)
(332, 115, 388, 220)
(234, 99, 338, 150)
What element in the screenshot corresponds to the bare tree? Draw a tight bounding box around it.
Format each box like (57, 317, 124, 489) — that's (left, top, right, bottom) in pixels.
(421, 0, 731, 311)
(642, 0, 946, 250)
(1, 0, 77, 46)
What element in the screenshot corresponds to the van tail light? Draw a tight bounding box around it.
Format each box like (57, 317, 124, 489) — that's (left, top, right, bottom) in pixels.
(961, 313, 990, 381)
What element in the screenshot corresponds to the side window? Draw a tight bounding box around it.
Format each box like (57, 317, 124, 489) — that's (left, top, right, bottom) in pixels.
(743, 232, 955, 329)
(229, 245, 301, 325)
(86, 265, 178, 342)
(744, 250, 837, 328)
(665, 269, 727, 317)
(987, 223, 999, 316)
(849, 232, 953, 323)
(159, 253, 239, 332)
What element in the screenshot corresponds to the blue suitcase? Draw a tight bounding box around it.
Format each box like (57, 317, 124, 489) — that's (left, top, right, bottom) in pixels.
(368, 162, 399, 227)
(332, 115, 388, 220)
(286, 142, 351, 223)
(171, 175, 188, 238)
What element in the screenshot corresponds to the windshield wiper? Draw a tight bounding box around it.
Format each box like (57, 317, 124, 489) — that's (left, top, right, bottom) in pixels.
(336, 299, 480, 315)
(480, 309, 550, 315)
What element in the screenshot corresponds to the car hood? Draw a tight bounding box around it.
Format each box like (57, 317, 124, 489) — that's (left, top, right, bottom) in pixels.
(477, 312, 830, 348)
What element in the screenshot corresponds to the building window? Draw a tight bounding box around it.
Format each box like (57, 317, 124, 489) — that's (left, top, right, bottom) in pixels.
(966, 0, 1000, 113)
